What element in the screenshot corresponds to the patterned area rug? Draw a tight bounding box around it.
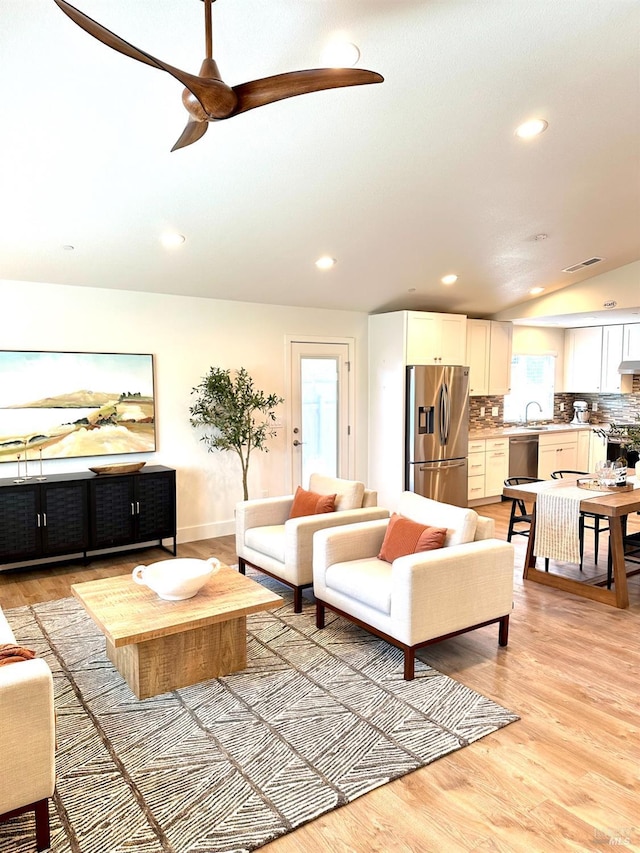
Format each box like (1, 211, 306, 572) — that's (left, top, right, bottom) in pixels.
(2, 570, 518, 853)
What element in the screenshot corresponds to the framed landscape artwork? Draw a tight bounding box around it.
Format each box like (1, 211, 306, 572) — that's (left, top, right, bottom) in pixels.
(0, 351, 156, 464)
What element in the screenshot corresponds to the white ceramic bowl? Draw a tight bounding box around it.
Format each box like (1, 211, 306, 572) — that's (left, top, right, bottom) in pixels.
(132, 557, 221, 600)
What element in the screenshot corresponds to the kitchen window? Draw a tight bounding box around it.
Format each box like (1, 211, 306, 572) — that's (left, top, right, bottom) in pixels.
(503, 354, 555, 423)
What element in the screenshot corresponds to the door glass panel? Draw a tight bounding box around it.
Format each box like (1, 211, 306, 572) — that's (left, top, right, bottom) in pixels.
(289, 339, 352, 489)
(300, 357, 338, 485)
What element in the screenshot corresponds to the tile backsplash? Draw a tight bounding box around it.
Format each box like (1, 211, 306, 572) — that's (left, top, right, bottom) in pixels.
(468, 375, 640, 430)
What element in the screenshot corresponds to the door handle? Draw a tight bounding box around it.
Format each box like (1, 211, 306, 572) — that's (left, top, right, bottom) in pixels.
(293, 440, 305, 447)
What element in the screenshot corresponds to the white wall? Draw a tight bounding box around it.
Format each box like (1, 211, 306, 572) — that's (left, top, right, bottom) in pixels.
(0, 280, 369, 541)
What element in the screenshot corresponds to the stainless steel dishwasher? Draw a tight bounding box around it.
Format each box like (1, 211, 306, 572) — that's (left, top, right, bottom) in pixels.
(508, 434, 539, 478)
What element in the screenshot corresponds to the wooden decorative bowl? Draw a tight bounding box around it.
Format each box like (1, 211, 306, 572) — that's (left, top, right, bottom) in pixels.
(89, 462, 146, 475)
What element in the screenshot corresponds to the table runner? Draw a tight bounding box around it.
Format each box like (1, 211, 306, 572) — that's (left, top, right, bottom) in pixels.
(533, 485, 606, 564)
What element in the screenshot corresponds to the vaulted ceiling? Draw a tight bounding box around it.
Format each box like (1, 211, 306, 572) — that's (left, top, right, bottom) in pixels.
(1, 0, 639, 318)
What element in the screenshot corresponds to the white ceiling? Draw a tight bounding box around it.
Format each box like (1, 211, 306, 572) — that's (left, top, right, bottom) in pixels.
(1, 0, 639, 321)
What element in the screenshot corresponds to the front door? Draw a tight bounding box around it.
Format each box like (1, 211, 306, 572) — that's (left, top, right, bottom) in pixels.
(288, 340, 353, 489)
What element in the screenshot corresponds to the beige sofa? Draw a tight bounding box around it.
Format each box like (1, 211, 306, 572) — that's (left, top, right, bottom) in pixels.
(236, 474, 390, 611)
(313, 492, 515, 679)
(0, 607, 55, 851)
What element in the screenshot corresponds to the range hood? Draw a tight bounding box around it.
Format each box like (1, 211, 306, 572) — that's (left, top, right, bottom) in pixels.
(617, 360, 640, 374)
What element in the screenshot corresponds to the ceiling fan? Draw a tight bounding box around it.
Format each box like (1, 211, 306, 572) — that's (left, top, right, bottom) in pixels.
(53, 0, 384, 151)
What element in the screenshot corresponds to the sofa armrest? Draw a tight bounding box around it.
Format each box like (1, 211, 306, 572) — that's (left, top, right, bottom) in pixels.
(312, 518, 391, 581)
(475, 515, 495, 540)
(0, 658, 56, 814)
(287, 507, 390, 572)
(235, 495, 294, 553)
(391, 538, 514, 639)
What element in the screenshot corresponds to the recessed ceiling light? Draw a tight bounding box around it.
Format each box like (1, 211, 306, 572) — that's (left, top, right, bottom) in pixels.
(441, 274, 458, 285)
(534, 233, 548, 241)
(529, 287, 544, 295)
(62, 244, 75, 251)
(515, 119, 548, 139)
(321, 41, 361, 68)
(315, 256, 337, 270)
(161, 232, 186, 249)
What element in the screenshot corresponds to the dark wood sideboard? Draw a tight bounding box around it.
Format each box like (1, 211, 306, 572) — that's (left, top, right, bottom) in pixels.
(0, 465, 176, 570)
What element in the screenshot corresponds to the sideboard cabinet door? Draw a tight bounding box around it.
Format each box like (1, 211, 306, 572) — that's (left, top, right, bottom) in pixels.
(40, 480, 89, 556)
(135, 470, 176, 544)
(89, 476, 136, 550)
(0, 485, 40, 562)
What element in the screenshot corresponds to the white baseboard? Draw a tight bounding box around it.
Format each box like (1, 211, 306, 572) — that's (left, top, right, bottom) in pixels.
(177, 520, 235, 543)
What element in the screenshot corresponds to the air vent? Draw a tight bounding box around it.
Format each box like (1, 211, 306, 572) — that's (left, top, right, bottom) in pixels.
(562, 257, 605, 273)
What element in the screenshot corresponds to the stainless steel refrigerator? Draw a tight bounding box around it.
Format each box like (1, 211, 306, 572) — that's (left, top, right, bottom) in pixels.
(405, 365, 469, 507)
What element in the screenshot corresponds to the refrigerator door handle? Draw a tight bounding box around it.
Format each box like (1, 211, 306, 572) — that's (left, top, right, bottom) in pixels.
(439, 381, 450, 445)
(418, 459, 466, 471)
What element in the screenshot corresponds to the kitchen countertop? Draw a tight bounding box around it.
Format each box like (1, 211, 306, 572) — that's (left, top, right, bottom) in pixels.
(469, 423, 602, 439)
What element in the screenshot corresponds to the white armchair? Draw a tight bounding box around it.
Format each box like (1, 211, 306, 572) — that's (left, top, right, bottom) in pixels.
(313, 491, 515, 679)
(0, 608, 55, 851)
(236, 474, 390, 611)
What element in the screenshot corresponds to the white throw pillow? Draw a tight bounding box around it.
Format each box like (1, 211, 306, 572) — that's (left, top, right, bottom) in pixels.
(308, 474, 365, 512)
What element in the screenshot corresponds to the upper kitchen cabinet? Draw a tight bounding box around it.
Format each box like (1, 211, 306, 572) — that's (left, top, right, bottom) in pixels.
(466, 319, 513, 396)
(601, 325, 625, 393)
(564, 326, 603, 392)
(623, 323, 640, 359)
(564, 324, 634, 394)
(405, 311, 467, 365)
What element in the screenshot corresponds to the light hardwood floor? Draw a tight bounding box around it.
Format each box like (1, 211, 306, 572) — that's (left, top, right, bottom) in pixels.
(1, 503, 639, 852)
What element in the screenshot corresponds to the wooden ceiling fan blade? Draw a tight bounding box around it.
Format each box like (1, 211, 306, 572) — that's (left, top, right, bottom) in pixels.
(54, 0, 169, 71)
(171, 119, 208, 152)
(230, 68, 383, 116)
(53, 0, 215, 109)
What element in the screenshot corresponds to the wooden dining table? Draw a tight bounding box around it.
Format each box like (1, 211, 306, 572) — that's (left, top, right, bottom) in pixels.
(502, 476, 640, 608)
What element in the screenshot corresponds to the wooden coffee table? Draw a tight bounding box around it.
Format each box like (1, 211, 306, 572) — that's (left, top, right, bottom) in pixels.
(71, 565, 283, 699)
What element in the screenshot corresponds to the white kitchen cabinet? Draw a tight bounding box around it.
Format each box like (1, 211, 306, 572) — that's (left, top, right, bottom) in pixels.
(487, 321, 513, 395)
(468, 438, 486, 455)
(406, 312, 467, 365)
(467, 446, 486, 502)
(564, 327, 602, 392)
(588, 429, 607, 473)
(538, 431, 578, 480)
(467, 437, 508, 503)
(577, 429, 590, 471)
(623, 323, 640, 359)
(466, 320, 513, 396)
(485, 438, 509, 496)
(601, 325, 624, 393)
(466, 320, 491, 395)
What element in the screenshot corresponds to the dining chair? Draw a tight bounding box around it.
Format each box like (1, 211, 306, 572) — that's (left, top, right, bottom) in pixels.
(503, 477, 549, 571)
(550, 470, 609, 569)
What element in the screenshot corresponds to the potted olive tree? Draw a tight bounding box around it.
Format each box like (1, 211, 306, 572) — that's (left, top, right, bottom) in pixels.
(190, 366, 284, 500)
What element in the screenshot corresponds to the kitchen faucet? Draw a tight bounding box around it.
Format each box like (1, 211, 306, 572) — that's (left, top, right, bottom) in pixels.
(525, 400, 543, 425)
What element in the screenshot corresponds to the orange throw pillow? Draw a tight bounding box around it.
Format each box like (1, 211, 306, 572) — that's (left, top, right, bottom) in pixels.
(0, 643, 37, 666)
(288, 486, 337, 519)
(378, 513, 447, 562)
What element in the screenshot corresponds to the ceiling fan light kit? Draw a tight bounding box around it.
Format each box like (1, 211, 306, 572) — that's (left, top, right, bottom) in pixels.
(52, 0, 384, 151)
